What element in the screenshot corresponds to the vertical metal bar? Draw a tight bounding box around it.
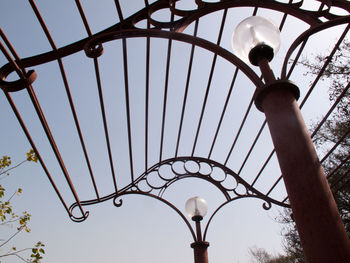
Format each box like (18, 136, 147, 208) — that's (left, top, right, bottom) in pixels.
(0, 37, 84, 212)
(286, 39, 308, 79)
(159, 35, 173, 162)
(93, 58, 118, 193)
(4, 91, 72, 216)
(28, 0, 57, 49)
(332, 170, 350, 194)
(252, 7, 258, 16)
(75, 0, 110, 198)
(56, 58, 101, 199)
(25, 82, 86, 216)
(320, 126, 350, 164)
(122, 38, 135, 183)
(114, 0, 124, 22)
(224, 97, 254, 165)
(331, 167, 350, 190)
(145, 21, 151, 172)
(237, 121, 267, 176)
(191, 9, 228, 156)
(278, 0, 294, 31)
(27, 0, 87, 215)
(327, 154, 350, 180)
(175, 19, 199, 157)
(31, 0, 100, 200)
(75, 0, 93, 36)
(0, 34, 23, 77)
(208, 68, 239, 159)
(251, 149, 275, 187)
(311, 82, 350, 137)
(159, 12, 175, 162)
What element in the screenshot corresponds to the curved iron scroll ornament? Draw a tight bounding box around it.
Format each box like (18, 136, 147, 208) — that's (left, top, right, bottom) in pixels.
(69, 157, 289, 226)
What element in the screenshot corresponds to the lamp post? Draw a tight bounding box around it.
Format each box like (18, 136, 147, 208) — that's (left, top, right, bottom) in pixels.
(185, 196, 209, 263)
(232, 16, 350, 263)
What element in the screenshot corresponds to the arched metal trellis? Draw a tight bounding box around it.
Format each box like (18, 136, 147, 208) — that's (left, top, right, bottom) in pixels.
(1, 1, 350, 261)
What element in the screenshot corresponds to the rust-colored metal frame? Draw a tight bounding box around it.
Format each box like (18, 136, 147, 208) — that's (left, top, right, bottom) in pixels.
(1, 0, 350, 242)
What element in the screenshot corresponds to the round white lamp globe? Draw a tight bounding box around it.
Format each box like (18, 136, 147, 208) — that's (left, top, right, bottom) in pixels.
(185, 196, 208, 221)
(232, 16, 281, 65)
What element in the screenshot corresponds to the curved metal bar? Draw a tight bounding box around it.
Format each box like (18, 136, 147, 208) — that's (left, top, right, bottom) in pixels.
(0, 70, 37, 92)
(149, 0, 328, 32)
(281, 16, 350, 78)
(0, 30, 122, 80)
(85, 43, 104, 58)
(331, 0, 350, 13)
(69, 210, 90, 223)
(202, 195, 277, 241)
(1, 0, 347, 80)
(112, 191, 197, 241)
(147, 0, 183, 29)
(0, 1, 168, 76)
(68, 156, 289, 222)
(83, 29, 263, 88)
(137, 157, 241, 198)
(156, 173, 232, 201)
(0, 1, 159, 77)
(168, 0, 197, 18)
(170, 0, 327, 33)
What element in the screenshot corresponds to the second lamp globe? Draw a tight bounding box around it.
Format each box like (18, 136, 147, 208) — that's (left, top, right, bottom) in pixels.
(232, 16, 281, 66)
(185, 196, 208, 221)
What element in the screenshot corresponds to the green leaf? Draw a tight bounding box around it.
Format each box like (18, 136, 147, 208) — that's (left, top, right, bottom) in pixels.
(26, 149, 38, 163)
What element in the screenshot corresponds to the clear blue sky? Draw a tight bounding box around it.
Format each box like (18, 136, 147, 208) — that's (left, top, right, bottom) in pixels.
(0, 1, 343, 263)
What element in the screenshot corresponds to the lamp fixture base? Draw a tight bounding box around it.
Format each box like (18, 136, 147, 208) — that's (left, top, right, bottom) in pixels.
(249, 44, 274, 66)
(190, 241, 210, 249)
(254, 80, 300, 112)
(192, 215, 203, 222)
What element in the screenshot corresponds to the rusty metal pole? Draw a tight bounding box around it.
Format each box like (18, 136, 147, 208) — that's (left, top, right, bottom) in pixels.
(255, 58, 350, 263)
(191, 220, 209, 263)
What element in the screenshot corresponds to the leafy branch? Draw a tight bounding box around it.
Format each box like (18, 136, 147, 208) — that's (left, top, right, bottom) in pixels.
(0, 151, 44, 263)
(0, 241, 45, 263)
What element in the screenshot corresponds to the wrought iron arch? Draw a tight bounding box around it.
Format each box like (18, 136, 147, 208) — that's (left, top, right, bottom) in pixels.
(69, 156, 289, 222)
(1, 0, 350, 241)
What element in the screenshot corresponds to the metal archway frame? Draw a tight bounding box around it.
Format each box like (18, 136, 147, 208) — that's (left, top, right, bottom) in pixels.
(1, 1, 350, 261)
(69, 156, 289, 222)
(1, 0, 349, 222)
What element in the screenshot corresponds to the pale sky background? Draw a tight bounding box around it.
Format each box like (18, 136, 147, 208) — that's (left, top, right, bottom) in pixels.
(0, 1, 348, 263)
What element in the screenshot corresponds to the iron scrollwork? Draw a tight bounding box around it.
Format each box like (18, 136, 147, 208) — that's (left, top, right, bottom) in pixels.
(69, 156, 289, 225)
(115, 157, 289, 208)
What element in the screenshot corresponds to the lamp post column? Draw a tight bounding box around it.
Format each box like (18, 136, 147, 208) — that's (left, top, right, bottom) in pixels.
(256, 58, 350, 263)
(191, 220, 209, 263)
(185, 196, 209, 263)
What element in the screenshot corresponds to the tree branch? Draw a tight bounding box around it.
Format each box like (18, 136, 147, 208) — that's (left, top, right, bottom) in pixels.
(0, 226, 23, 248)
(0, 160, 27, 177)
(0, 251, 32, 263)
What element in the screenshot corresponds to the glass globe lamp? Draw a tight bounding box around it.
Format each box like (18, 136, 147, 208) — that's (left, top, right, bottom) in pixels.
(232, 16, 281, 66)
(185, 196, 208, 221)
